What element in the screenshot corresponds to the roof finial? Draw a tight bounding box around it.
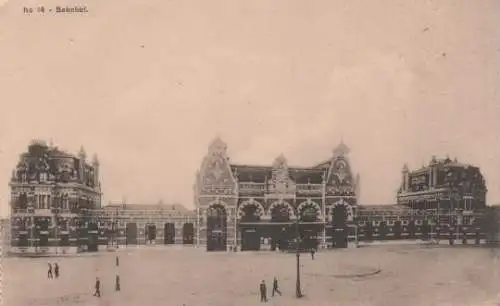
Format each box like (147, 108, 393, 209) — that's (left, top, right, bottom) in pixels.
(78, 145, 86, 160)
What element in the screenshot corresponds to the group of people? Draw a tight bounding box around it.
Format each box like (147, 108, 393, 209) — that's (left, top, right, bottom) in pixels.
(258, 248, 316, 302)
(47, 262, 60, 279)
(259, 277, 282, 303)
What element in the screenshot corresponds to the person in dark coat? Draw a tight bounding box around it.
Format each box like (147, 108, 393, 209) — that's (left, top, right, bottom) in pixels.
(311, 248, 315, 260)
(54, 263, 59, 278)
(47, 263, 53, 279)
(272, 277, 281, 297)
(93, 277, 101, 297)
(259, 280, 267, 302)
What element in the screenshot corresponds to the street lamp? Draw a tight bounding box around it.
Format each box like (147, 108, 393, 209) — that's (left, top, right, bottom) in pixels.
(295, 217, 303, 298)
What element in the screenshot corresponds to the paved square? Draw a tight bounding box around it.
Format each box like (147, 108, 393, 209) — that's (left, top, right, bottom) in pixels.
(4, 245, 500, 305)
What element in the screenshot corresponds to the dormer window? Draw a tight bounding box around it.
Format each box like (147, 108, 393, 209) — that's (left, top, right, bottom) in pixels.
(40, 172, 48, 182)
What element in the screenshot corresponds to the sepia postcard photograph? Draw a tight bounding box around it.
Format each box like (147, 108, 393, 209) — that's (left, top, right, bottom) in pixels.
(1, 0, 500, 305)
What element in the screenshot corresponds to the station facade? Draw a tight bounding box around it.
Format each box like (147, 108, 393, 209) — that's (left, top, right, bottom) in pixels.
(194, 138, 490, 252)
(194, 137, 361, 251)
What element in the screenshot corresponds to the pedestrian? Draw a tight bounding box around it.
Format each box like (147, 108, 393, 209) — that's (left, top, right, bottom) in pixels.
(54, 263, 59, 278)
(47, 263, 53, 279)
(272, 277, 281, 297)
(259, 280, 267, 302)
(311, 248, 316, 260)
(115, 275, 120, 291)
(93, 277, 101, 297)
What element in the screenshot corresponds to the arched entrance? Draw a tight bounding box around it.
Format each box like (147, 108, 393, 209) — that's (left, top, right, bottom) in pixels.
(239, 202, 262, 251)
(182, 223, 194, 244)
(126, 223, 138, 245)
(206, 204, 227, 251)
(164, 223, 175, 244)
(145, 224, 156, 244)
(331, 204, 348, 248)
(298, 202, 321, 251)
(270, 203, 293, 251)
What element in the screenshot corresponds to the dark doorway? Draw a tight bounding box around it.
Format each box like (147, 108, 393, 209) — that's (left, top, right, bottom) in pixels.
(408, 220, 416, 239)
(270, 204, 292, 251)
(36, 218, 50, 247)
(378, 221, 388, 240)
(394, 221, 402, 239)
(241, 227, 261, 251)
(164, 223, 175, 244)
(145, 224, 156, 244)
(240, 204, 262, 251)
(364, 222, 373, 241)
(126, 223, 138, 245)
(206, 205, 227, 251)
(299, 203, 321, 251)
(182, 223, 194, 244)
(87, 222, 99, 252)
(19, 234, 29, 247)
(60, 234, 69, 246)
(332, 205, 348, 248)
(421, 220, 430, 240)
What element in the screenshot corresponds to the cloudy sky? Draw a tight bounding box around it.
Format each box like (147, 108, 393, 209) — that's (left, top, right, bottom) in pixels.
(1, 0, 499, 216)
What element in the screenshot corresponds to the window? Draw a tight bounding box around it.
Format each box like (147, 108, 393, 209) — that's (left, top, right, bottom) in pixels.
(40, 172, 48, 182)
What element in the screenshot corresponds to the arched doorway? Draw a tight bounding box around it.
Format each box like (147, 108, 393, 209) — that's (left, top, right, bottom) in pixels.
(332, 204, 348, 248)
(298, 203, 321, 251)
(87, 221, 99, 252)
(270, 203, 293, 251)
(206, 204, 227, 251)
(164, 223, 175, 244)
(126, 223, 138, 245)
(182, 223, 194, 244)
(145, 224, 156, 244)
(239, 203, 262, 251)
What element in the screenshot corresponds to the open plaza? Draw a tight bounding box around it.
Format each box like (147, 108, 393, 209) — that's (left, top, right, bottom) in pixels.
(4, 244, 500, 306)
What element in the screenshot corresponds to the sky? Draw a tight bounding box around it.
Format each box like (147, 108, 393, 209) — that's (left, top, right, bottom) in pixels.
(1, 0, 499, 217)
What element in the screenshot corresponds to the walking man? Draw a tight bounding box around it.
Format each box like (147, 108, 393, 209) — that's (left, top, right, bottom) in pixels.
(47, 263, 53, 279)
(272, 277, 281, 297)
(259, 280, 267, 302)
(93, 277, 101, 298)
(311, 248, 315, 260)
(54, 263, 60, 279)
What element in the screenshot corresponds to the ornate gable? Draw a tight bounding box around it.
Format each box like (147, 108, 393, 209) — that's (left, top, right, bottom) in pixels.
(198, 138, 236, 195)
(326, 142, 357, 196)
(268, 154, 296, 196)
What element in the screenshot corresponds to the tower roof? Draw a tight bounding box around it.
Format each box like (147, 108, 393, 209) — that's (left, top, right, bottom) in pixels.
(333, 141, 350, 157)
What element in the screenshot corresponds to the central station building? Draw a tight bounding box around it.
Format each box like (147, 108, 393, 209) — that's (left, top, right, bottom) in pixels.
(194, 137, 361, 251)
